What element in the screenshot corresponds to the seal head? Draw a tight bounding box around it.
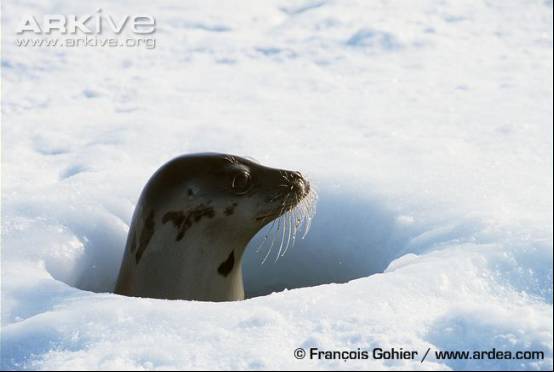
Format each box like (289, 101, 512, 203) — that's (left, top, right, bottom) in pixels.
(114, 153, 311, 301)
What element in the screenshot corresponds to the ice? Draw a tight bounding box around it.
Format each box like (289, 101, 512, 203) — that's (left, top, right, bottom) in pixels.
(1, 0, 552, 370)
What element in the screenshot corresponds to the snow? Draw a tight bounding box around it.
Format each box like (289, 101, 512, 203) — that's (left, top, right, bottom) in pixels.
(1, 0, 553, 370)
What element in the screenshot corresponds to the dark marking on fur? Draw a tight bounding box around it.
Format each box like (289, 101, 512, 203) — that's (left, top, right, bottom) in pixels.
(135, 210, 155, 264)
(162, 204, 215, 241)
(217, 250, 235, 277)
(187, 188, 193, 196)
(224, 202, 238, 216)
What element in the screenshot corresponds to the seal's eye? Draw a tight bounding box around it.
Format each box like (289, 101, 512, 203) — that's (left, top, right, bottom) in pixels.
(232, 172, 251, 195)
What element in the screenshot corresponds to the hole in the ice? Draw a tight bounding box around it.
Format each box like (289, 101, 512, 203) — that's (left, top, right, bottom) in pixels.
(45, 187, 427, 300)
(242, 189, 420, 298)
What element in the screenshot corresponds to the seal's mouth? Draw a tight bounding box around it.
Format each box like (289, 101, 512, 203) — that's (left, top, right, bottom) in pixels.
(255, 199, 300, 221)
(256, 202, 294, 221)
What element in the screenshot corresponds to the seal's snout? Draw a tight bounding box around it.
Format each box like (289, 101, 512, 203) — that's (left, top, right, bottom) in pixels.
(257, 169, 311, 221)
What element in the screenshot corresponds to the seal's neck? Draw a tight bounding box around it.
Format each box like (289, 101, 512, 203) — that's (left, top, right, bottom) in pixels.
(171, 231, 249, 301)
(124, 225, 251, 301)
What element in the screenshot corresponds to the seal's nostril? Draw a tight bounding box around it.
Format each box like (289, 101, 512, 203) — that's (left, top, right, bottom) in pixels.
(285, 171, 309, 197)
(292, 178, 307, 195)
(290, 171, 303, 183)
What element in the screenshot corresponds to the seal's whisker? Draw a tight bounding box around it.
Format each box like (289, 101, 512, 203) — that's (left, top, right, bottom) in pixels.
(275, 191, 294, 261)
(282, 210, 295, 257)
(261, 192, 291, 264)
(295, 206, 306, 236)
(261, 217, 279, 264)
(298, 201, 310, 240)
(279, 187, 317, 258)
(258, 180, 317, 263)
(254, 234, 268, 254)
(282, 211, 293, 257)
(259, 196, 286, 261)
(301, 188, 317, 239)
(261, 236, 274, 264)
(255, 216, 277, 254)
(295, 208, 303, 229)
(255, 226, 272, 261)
(275, 210, 288, 262)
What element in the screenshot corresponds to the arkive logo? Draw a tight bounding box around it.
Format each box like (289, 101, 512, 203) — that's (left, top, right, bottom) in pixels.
(16, 8, 156, 35)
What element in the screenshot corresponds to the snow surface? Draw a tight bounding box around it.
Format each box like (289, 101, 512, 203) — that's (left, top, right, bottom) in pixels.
(1, 0, 553, 370)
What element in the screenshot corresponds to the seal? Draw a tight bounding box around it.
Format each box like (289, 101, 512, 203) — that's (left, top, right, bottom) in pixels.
(114, 153, 313, 301)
